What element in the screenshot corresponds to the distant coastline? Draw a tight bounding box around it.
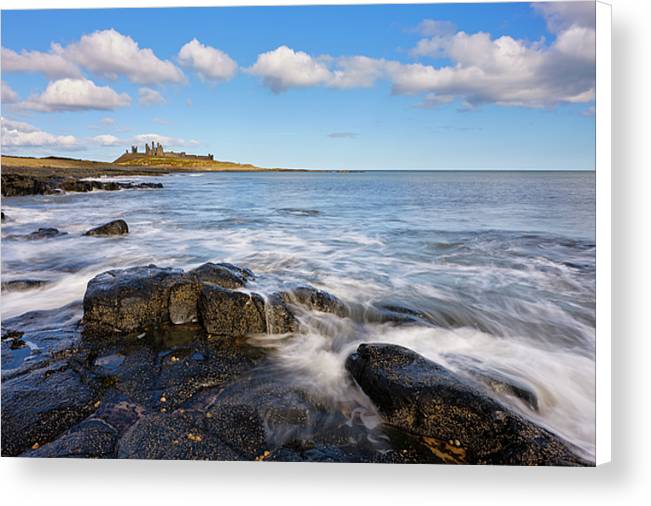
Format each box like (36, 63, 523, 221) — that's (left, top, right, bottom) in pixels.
(0, 154, 302, 174)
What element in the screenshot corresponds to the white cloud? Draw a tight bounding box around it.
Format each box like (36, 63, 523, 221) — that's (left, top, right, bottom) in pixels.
(394, 5, 596, 109)
(1, 81, 19, 104)
(138, 87, 165, 106)
(1, 46, 81, 79)
(328, 56, 387, 88)
(92, 134, 121, 146)
(533, 1, 596, 34)
(178, 38, 237, 82)
(1, 116, 79, 149)
(248, 46, 386, 92)
(415, 19, 457, 37)
(62, 29, 185, 85)
(21, 78, 131, 112)
(2, 29, 185, 86)
(132, 133, 199, 148)
(248, 6, 595, 109)
(248, 46, 332, 93)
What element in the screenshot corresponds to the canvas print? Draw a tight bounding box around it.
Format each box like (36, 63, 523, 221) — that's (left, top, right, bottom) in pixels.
(0, 1, 596, 465)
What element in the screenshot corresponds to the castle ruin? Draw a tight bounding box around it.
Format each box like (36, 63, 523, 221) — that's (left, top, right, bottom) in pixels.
(115, 142, 214, 163)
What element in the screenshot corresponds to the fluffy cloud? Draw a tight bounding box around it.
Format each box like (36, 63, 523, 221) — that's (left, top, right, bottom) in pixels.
(178, 39, 237, 82)
(1, 47, 81, 79)
(248, 46, 332, 92)
(248, 46, 385, 92)
(92, 134, 121, 146)
(138, 87, 165, 106)
(1, 81, 19, 103)
(21, 78, 131, 112)
(63, 29, 185, 85)
(388, 30, 596, 107)
(2, 29, 184, 85)
(533, 1, 596, 33)
(248, 4, 595, 109)
(1, 116, 79, 149)
(400, 3, 595, 107)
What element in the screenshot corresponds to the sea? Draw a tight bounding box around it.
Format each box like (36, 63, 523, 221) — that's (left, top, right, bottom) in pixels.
(0, 170, 596, 460)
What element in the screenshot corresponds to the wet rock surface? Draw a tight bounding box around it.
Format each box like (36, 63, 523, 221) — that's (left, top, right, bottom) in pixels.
(84, 219, 129, 236)
(190, 262, 253, 289)
(5, 227, 68, 240)
(346, 343, 590, 466)
(198, 284, 266, 336)
(83, 263, 298, 339)
(1, 173, 163, 197)
(279, 286, 349, 317)
(1, 359, 101, 456)
(1, 279, 50, 292)
(82, 265, 191, 335)
(1, 263, 592, 464)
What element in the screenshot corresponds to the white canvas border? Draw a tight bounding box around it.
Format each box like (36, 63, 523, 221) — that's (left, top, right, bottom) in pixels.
(595, 0, 612, 466)
(0, 0, 611, 467)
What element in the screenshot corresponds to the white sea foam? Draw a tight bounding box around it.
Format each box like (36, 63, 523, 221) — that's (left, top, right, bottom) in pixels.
(1, 170, 596, 459)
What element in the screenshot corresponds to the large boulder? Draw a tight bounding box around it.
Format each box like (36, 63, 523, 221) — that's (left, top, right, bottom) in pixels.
(82, 265, 197, 335)
(346, 343, 590, 466)
(81, 264, 340, 339)
(198, 284, 266, 336)
(279, 286, 349, 317)
(84, 219, 129, 237)
(1, 360, 100, 456)
(190, 262, 254, 289)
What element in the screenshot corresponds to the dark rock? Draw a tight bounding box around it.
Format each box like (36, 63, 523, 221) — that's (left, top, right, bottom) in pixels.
(195, 375, 332, 452)
(264, 293, 299, 334)
(1, 173, 163, 197)
(154, 333, 260, 411)
(1, 279, 49, 292)
(1, 211, 6, 221)
(1, 360, 100, 456)
(457, 362, 539, 412)
(61, 180, 163, 193)
(2, 329, 24, 340)
(345, 343, 591, 466)
(5, 227, 67, 240)
(168, 275, 201, 324)
(22, 418, 117, 458)
(84, 219, 129, 237)
(9, 337, 27, 350)
(190, 262, 253, 289)
(198, 284, 266, 336)
(116, 409, 243, 460)
(267, 446, 351, 463)
(279, 286, 349, 317)
(1, 173, 56, 197)
(82, 265, 197, 336)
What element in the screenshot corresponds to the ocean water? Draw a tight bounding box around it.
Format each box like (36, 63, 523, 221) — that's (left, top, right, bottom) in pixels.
(0, 170, 596, 459)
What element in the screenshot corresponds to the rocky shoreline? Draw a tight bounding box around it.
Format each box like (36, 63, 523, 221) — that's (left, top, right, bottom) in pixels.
(1, 259, 592, 465)
(1, 172, 163, 197)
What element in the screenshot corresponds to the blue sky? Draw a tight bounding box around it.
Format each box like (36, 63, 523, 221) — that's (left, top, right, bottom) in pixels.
(1, 2, 596, 170)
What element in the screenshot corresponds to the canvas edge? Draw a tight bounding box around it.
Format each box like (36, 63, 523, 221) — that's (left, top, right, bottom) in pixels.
(595, 0, 612, 467)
